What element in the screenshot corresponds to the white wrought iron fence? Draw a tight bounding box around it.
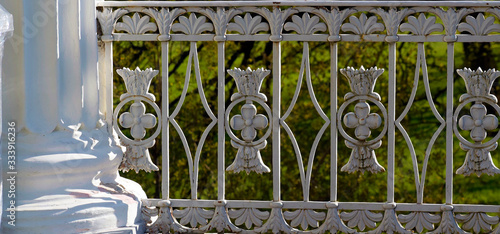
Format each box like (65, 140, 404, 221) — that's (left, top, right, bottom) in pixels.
(97, 1, 500, 233)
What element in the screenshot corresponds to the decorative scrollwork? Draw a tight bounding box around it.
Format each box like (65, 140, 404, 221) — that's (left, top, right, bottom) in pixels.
(114, 67, 161, 173)
(199, 7, 241, 40)
(338, 66, 387, 174)
(430, 8, 473, 42)
(341, 13, 385, 35)
(147, 201, 188, 233)
(255, 7, 297, 41)
(143, 8, 185, 37)
(400, 14, 444, 36)
(226, 67, 272, 174)
(433, 205, 466, 234)
(368, 203, 409, 234)
(254, 202, 296, 233)
(313, 7, 357, 41)
(97, 8, 129, 37)
(200, 201, 240, 232)
(454, 67, 500, 177)
(142, 205, 159, 233)
(313, 202, 355, 233)
(284, 13, 327, 35)
(284, 209, 326, 230)
(228, 208, 270, 229)
(399, 212, 441, 233)
(340, 209, 383, 231)
(372, 7, 414, 41)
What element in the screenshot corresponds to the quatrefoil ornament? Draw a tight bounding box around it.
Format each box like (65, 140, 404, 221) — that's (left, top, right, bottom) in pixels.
(114, 67, 161, 173)
(459, 103, 498, 143)
(455, 67, 500, 176)
(119, 102, 157, 140)
(338, 66, 386, 174)
(230, 104, 268, 142)
(226, 67, 272, 174)
(344, 102, 382, 140)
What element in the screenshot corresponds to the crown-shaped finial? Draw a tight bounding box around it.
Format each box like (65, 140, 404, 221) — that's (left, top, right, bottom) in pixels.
(340, 66, 384, 101)
(457, 67, 500, 103)
(227, 67, 270, 102)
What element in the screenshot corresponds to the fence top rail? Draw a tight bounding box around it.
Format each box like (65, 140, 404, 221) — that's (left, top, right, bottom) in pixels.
(96, 1, 500, 8)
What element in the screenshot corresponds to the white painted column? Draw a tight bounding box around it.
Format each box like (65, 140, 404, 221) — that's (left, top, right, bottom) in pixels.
(58, 0, 82, 127)
(0, 0, 147, 232)
(23, 0, 58, 134)
(80, 0, 99, 129)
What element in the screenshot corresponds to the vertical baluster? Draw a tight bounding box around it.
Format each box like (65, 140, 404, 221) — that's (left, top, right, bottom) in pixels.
(272, 41, 281, 202)
(388, 42, 396, 203)
(330, 42, 338, 202)
(446, 42, 454, 205)
(217, 41, 225, 200)
(161, 41, 169, 199)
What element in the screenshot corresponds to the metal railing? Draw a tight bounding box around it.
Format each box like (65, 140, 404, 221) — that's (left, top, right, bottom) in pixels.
(97, 1, 500, 233)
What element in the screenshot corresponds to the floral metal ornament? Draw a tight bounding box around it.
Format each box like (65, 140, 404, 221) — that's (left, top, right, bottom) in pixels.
(341, 66, 384, 101)
(228, 13, 270, 35)
(313, 7, 357, 42)
(226, 67, 272, 174)
(115, 12, 158, 34)
(119, 102, 157, 140)
(284, 13, 327, 35)
(228, 67, 270, 101)
(199, 7, 241, 41)
(344, 102, 382, 140)
(340, 209, 383, 231)
(143, 7, 186, 40)
(459, 104, 498, 143)
(341, 13, 385, 35)
(454, 67, 500, 177)
(172, 13, 214, 35)
(400, 14, 444, 36)
(114, 67, 162, 173)
(458, 13, 500, 36)
(284, 209, 325, 230)
(230, 104, 268, 142)
(117, 67, 159, 101)
(399, 211, 441, 233)
(255, 7, 297, 41)
(457, 67, 500, 103)
(371, 7, 414, 42)
(456, 212, 500, 233)
(228, 208, 269, 229)
(96, 7, 129, 40)
(338, 66, 386, 174)
(430, 7, 472, 42)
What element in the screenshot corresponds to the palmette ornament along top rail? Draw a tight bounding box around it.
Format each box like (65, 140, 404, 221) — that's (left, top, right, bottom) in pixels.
(97, 3, 500, 43)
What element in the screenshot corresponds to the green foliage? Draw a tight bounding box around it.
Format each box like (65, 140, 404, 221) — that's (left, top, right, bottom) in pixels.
(113, 37, 500, 205)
